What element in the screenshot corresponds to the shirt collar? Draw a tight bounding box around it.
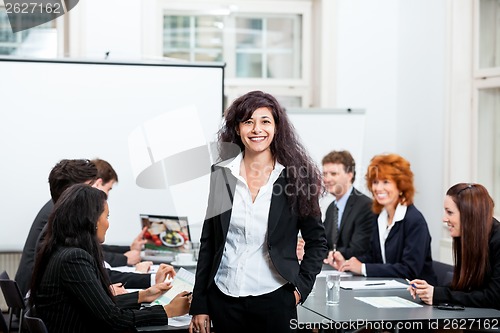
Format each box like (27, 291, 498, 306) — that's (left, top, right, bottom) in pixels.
(226, 152, 285, 179)
(379, 203, 407, 224)
(335, 185, 353, 212)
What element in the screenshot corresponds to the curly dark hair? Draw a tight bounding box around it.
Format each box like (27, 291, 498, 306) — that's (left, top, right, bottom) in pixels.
(218, 91, 322, 217)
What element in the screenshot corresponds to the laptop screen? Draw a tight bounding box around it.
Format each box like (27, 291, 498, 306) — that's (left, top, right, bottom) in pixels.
(140, 214, 191, 254)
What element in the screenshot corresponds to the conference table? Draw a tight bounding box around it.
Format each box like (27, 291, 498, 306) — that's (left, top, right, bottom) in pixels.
(300, 271, 500, 332)
(134, 265, 500, 332)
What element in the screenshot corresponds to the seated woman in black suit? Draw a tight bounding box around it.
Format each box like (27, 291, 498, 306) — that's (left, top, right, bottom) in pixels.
(29, 184, 190, 332)
(409, 183, 500, 309)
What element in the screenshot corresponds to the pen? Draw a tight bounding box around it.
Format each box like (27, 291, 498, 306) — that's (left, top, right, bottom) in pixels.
(364, 282, 385, 286)
(333, 243, 337, 253)
(184, 292, 193, 297)
(405, 279, 417, 288)
(118, 282, 127, 288)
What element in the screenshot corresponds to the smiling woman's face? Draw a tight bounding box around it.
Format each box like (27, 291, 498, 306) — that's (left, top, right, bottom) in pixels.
(237, 107, 275, 155)
(443, 195, 461, 237)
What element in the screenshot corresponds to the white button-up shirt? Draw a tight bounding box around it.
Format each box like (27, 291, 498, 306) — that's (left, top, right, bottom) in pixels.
(214, 153, 288, 297)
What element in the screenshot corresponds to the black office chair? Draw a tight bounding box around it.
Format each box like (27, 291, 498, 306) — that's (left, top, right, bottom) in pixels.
(432, 260, 454, 286)
(0, 274, 26, 333)
(0, 310, 9, 333)
(23, 308, 48, 333)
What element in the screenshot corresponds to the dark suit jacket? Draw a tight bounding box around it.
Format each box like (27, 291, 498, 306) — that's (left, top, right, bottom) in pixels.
(190, 165, 327, 315)
(102, 245, 129, 267)
(359, 204, 437, 284)
(434, 220, 500, 309)
(34, 247, 167, 333)
(323, 187, 375, 259)
(16, 199, 146, 295)
(16, 199, 53, 296)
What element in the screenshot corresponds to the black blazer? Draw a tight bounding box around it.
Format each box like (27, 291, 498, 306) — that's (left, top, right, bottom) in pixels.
(16, 199, 53, 296)
(434, 220, 500, 309)
(323, 187, 375, 259)
(190, 165, 327, 315)
(34, 247, 167, 333)
(359, 204, 437, 284)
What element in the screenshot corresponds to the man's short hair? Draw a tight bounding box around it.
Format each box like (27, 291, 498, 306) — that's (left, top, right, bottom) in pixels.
(49, 159, 98, 203)
(322, 150, 356, 183)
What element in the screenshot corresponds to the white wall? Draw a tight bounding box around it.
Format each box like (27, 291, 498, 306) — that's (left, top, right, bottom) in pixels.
(334, 0, 447, 260)
(396, 0, 447, 261)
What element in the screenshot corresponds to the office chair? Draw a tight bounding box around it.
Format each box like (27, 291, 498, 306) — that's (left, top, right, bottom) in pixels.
(23, 308, 48, 333)
(432, 260, 454, 286)
(0, 310, 8, 333)
(0, 275, 26, 333)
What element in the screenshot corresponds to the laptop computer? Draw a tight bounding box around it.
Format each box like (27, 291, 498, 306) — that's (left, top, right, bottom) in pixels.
(140, 214, 191, 263)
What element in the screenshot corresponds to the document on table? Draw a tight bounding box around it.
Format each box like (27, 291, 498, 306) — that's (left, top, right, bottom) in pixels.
(354, 296, 423, 308)
(151, 268, 194, 306)
(317, 270, 353, 278)
(340, 279, 408, 290)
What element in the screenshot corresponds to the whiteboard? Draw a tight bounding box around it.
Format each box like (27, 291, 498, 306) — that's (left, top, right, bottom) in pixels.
(287, 108, 367, 218)
(0, 57, 224, 251)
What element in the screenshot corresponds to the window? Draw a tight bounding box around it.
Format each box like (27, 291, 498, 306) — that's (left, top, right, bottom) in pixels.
(0, 7, 59, 57)
(475, 0, 500, 214)
(145, 1, 312, 108)
(162, 13, 301, 80)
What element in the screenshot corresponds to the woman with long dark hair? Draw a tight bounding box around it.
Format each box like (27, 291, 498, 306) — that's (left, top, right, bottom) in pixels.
(189, 91, 327, 333)
(409, 183, 500, 309)
(30, 184, 190, 332)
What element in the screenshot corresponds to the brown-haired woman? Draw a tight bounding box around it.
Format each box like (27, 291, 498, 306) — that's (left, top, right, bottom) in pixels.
(409, 183, 500, 309)
(331, 153, 437, 284)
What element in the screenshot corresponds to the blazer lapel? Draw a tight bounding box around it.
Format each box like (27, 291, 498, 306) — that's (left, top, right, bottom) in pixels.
(215, 167, 237, 238)
(267, 171, 287, 236)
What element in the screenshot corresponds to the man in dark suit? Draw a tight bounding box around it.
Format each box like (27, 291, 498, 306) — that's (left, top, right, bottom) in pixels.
(15, 159, 153, 297)
(321, 151, 375, 262)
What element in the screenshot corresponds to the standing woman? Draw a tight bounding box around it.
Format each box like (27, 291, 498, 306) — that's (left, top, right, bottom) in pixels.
(29, 184, 190, 333)
(332, 154, 437, 284)
(189, 91, 327, 333)
(409, 183, 500, 309)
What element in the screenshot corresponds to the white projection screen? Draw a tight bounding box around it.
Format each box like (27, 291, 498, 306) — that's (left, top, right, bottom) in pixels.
(0, 57, 225, 251)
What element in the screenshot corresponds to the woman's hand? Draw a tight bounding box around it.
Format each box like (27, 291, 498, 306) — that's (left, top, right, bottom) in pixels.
(323, 250, 341, 269)
(190, 314, 210, 333)
(109, 283, 128, 296)
(135, 261, 153, 273)
(408, 279, 434, 305)
(155, 264, 176, 284)
(138, 281, 172, 303)
(296, 238, 305, 261)
(164, 291, 191, 318)
(338, 256, 362, 275)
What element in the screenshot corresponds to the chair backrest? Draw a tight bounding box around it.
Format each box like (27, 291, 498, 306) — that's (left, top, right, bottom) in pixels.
(0, 278, 26, 311)
(0, 311, 9, 333)
(433, 260, 454, 286)
(24, 308, 48, 333)
(0, 271, 9, 280)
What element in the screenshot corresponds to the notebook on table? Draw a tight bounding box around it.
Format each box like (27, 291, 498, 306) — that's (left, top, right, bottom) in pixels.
(140, 214, 192, 263)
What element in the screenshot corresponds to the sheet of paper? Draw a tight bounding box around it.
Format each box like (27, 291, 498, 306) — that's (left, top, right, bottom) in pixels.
(317, 270, 353, 278)
(354, 296, 423, 308)
(168, 314, 192, 327)
(151, 268, 195, 306)
(340, 279, 408, 290)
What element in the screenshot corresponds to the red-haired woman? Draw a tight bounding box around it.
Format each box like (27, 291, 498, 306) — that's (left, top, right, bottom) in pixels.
(330, 153, 437, 284)
(409, 183, 500, 309)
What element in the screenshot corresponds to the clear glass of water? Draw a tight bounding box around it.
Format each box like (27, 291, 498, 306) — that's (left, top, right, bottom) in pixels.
(326, 272, 341, 305)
